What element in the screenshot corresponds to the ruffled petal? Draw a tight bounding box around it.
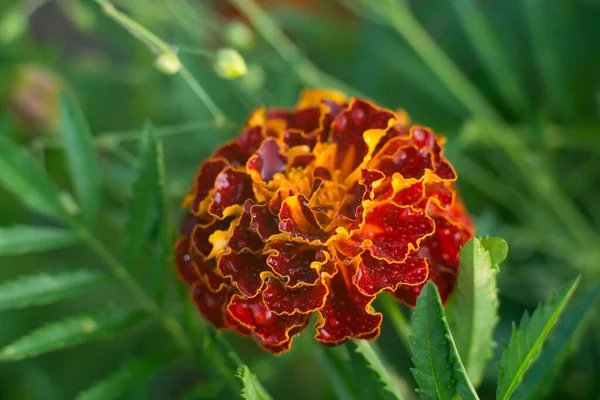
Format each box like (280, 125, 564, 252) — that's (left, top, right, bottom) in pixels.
(208, 168, 254, 218)
(354, 250, 428, 296)
(359, 202, 435, 262)
(184, 159, 229, 214)
(191, 281, 230, 329)
(213, 126, 265, 166)
(227, 295, 310, 351)
(218, 252, 270, 298)
(279, 194, 329, 243)
(227, 201, 264, 253)
(315, 270, 382, 344)
(392, 215, 471, 305)
(263, 279, 328, 315)
(247, 138, 288, 182)
(250, 202, 281, 241)
(264, 241, 329, 285)
(330, 99, 395, 175)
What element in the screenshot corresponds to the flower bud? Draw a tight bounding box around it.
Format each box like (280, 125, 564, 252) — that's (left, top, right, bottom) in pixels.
(154, 52, 181, 75)
(0, 8, 26, 44)
(213, 48, 248, 80)
(224, 20, 255, 50)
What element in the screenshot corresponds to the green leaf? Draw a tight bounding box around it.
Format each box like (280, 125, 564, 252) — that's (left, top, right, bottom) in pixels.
(75, 350, 176, 400)
(60, 92, 101, 227)
(513, 287, 599, 399)
(352, 340, 404, 400)
(0, 269, 110, 310)
(177, 381, 222, 400)
(237, 365, 272, 400)
(0, 309, 143, 361)
(0, 225, 80, 255)
(411, 281, 479, 400)
(125, 124, 162, 271)
(0, 135, 66, 221)
(496, 277, 581, 400)
(446, 237, 506, 387)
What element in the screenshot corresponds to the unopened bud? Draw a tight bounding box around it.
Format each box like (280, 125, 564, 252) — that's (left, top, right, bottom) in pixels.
(155, 52, 181, 75)
(214, 48, 247, 80)
(224, 20, 255, 50)
(0, 8, 26, 44)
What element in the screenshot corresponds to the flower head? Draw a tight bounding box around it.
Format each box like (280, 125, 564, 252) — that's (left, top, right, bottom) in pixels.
(175, 89, 474, 354)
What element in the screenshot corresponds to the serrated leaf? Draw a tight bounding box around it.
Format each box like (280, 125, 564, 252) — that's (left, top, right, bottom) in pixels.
(446, 237, 505, 387)
(75, 350, 176, 400)
(352, 340, 404, 400)
(237, 365, 272, 400)
(411, 281, 479, 400)
(0, 135, 66, 221)
(0, 269, 110, 310)
(496, 277, 580, 400)
(60, 92, 101, 227)
(0, 309, 143, 361)
(0, 225, 80, 255)
(513, 287, 599, 399)
(125, 124, 161, 271)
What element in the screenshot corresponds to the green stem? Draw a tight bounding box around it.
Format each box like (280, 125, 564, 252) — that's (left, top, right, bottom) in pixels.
(77, 227, 193, 353)
(229, 0, 368, 98)
(91, 0, 228, 123)
(379, 294, 412, 353)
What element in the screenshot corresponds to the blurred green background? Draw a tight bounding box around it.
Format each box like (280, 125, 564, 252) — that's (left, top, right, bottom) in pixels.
(1, 0, 600, 399)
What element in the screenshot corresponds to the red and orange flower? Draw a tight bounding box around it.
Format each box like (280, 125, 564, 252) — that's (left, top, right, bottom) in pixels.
(175, 89, 474, 354)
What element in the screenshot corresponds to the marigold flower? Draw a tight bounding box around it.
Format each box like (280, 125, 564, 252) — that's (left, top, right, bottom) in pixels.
(175, 89, 474, 354)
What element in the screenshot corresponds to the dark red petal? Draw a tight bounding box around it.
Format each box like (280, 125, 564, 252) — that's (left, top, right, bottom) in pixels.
(283, 130, 319, 149)
(256, 320, 308, 354)
(330, 99, 395, 175)
(191, 281, 230, 329)
(354, 250, 428, 296)
(213, 126, 264, 166)
(250, 203, 281, 241)
(392, 215, 472, 305)
(227, 201, 264, 253)
(422, 182, 455, 210)
(360, 202, 435, 262)
(265, 241, 326, 285)
(392, 181, 425, 207)
(279, 194, 329, 243)
(247, 138, 288, 182)
(227, 295, 310, 348)
(375, 145, 434, 180)
(263, 279, 328, 314)
(191, 217, 234, 259)
(267, 107, 322, 133)
(209, 168, 254, 218)
(175, 238, 201, 285)
(186, 159, 229, 215)
(315, 271, 382, 344)
(218, 252, 269, 297)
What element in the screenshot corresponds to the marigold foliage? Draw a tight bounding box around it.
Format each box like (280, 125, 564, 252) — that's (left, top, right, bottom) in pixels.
(175, 89, 474, 353)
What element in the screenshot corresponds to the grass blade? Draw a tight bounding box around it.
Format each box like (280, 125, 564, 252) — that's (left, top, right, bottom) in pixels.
(496, 277, 581, 400)
(125, 123, 161, 271)
(60, 92, 101, 227)
(513, 287, 600, 399)
(450, 0, 529, 115)
(0, 309, 143, 362)
(0, 135, 66, 221)
(0, 225, 80, 255)
(314, 346, 362, 400)
(446, 237, 506, 387)
(237, 365, 272, 400)
(75, 350, 176, 400)
(0, 269, 110, 310)
(411, 281, 479, 400)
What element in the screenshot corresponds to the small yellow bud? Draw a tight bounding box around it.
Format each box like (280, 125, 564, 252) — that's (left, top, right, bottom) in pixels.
(214, 48, 248, 80)
(224, 20, 255, 50)
(154, 52, 181, 75)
